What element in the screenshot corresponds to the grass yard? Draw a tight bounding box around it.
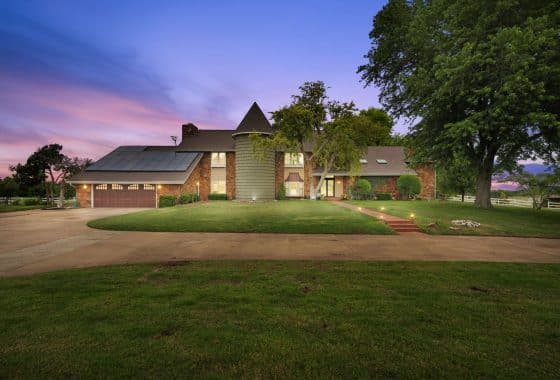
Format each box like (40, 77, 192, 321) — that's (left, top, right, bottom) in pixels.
(88, 200, 393, 234)
(0, 204, 43, 213)
(350, 200, 560, 238)
(1, 261, 559, 378)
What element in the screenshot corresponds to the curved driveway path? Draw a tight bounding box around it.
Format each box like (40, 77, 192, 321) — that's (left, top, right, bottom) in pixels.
(1, 208, 559, 277)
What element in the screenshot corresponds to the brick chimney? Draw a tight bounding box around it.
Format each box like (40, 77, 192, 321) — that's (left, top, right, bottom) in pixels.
(182, 123, 199, 141)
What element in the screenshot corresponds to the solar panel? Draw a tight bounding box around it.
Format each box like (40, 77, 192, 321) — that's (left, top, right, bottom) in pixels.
(87, 146, 200, 172)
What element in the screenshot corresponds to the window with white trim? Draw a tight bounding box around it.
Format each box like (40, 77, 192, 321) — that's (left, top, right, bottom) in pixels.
(286, 181, 303, 197)
(95, 184, 108, 190)
(111, 184, 123, 190)
(143, 184, 155, 190)
(127, 184, 139, 190)
(211, 152, 226, 167)
(284, 153, 304, 167)
(376, 159, 388, 164)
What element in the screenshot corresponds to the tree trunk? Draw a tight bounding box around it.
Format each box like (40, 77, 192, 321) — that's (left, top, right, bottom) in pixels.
(58, 180, 65, 208)
(461, 190, 465, 202)
(474, 165, 493, 208)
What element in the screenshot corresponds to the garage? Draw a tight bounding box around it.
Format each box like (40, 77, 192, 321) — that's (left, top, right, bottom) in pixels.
(93, 184, 156, 208)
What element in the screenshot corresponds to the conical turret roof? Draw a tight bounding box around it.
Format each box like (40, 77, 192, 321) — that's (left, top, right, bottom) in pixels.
(232, 102, 274, 136)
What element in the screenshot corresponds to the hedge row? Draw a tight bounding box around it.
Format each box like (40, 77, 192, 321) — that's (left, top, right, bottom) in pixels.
(159, 193, 200, 208)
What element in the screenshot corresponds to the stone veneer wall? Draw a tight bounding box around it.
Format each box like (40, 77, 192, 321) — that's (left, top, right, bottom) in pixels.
(275, 152, 284, 199)
(415, 164, 436, 199)
(226, 152, 235, 200)
(76, 185, 91, 207)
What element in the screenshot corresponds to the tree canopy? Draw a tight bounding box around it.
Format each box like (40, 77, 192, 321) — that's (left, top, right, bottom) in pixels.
(359, 0, 560, 208)
(10, 144, 91, 206)
(252, 81, 394, 197)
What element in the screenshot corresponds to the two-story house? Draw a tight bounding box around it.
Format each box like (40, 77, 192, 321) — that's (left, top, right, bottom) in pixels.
(69, 102, 434, 207)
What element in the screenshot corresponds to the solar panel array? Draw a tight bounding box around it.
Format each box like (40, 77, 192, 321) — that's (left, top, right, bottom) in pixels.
(86, 146, 200, 172)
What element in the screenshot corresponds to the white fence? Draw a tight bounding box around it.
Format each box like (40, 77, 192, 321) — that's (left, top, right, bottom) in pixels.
(447, 195, 560, 209)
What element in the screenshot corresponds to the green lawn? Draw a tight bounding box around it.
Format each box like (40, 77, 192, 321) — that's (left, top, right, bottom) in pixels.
(0, 204, 43, 213)
(350, 200, 560, 238)
(1, 261, 559, 378)
(88, 200, 393, 234)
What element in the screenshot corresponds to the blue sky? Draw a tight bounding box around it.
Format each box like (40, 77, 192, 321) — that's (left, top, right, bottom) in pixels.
(0, 0, 397, 176)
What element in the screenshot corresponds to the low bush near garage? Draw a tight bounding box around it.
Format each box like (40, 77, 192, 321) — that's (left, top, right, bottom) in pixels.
(178, 193, 199, 204)
(158, 195, 176, 208)
(208, 193, 228, 200)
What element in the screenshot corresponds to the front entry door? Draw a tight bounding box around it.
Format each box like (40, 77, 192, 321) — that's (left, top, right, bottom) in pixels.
(323, 178, 334, 197)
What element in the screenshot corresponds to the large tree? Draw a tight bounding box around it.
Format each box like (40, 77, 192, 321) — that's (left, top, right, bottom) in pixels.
(252, 81, 393, 197)
(10, 144, 91, 207)
(359, 0, 560, 208)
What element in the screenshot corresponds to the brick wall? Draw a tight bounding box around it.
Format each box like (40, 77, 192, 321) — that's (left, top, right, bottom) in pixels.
(376, 177, 399, 199)
(76, 185, 91, 207)
(158, 153, 211, 201)
(303, 153, 314, 198)
(226, 152, 235, 200)
(275, 152, 284, 199)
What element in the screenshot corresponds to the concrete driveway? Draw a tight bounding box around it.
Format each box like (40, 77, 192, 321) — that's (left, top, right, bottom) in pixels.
(1, 208, 559, 277)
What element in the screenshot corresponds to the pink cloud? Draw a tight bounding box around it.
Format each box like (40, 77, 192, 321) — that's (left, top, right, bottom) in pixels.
(0, 73, 227, 177)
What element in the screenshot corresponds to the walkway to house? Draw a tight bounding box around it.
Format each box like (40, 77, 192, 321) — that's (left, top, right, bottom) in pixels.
(1, 208, 560, 277)
(332, 201, 422, 233)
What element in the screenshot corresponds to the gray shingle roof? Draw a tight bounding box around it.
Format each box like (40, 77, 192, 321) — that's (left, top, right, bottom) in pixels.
(85, 146, 200, 172)
(313, 146, 416, 176)
(232, 102, 274, 136)
(170, 130, 235, 152)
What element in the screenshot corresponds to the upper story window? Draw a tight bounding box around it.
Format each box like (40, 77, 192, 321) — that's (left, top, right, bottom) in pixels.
(211, 152, 226, 167)
(284, 153, 304, 167)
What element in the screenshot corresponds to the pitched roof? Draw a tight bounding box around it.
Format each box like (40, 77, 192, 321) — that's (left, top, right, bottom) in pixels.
(68, 148, 203, 184)
(232, 102, 274, 136)
(312, 146, 416, 176)
(85, 146, 200, 171)
(286, 172, 304, 182)
(168, 130, 235, 152)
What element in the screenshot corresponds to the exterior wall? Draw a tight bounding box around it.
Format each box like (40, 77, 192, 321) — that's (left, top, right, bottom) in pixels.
(234, 134, 275, 200)
(275, 152, 284, 199)
(376, 177, 399, 199)
(226, 152, 235, 200)
(76, 185, 92, 208)
(303, 153, 314, 198)
(158, 153, 211, 201)
(416, 164, 436, 199)
(334, 176, 344, 197)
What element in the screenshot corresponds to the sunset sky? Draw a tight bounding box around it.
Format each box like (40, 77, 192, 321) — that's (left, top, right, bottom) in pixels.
(0, 0, 399, 177)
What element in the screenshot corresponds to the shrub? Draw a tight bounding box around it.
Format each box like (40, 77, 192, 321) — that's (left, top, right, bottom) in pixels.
(278, 183, 286, 200)
(159, 195, 176, 208)
(208, 193, 228, 200)
(376, 192, 392, 200)
(178, 193, 198, 204)
(397, 175, 421, 199)
(350, 179, 373, 200)
(23, 198, 39, 206)
(11, 199, 21, 206)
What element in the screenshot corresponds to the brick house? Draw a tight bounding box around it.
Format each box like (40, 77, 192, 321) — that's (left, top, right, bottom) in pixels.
(69, 102, 435, 207)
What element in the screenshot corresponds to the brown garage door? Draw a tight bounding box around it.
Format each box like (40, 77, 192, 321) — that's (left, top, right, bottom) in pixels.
(94, 184, 156, 207)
